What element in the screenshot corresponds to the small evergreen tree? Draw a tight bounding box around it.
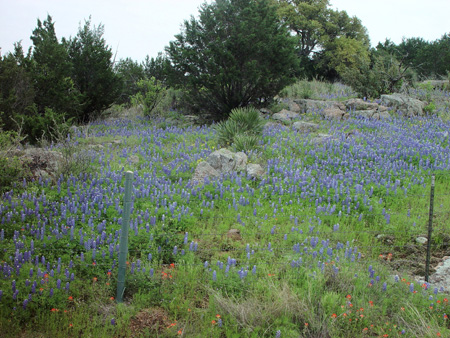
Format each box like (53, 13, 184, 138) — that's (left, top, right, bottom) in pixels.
(0, 43, 35, 132)
(30, 15, 80, 117)
(67, 18, 121, 122)
(166, 0, 298, 119)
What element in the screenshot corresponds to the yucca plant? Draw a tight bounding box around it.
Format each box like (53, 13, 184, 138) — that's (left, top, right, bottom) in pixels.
(228, 107, 265, 135)
(215, 106, 265, 150)
(232, 133, 260, 152)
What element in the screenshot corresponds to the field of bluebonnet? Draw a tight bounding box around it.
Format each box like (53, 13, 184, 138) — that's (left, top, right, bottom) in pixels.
(1, 84, 450, 337)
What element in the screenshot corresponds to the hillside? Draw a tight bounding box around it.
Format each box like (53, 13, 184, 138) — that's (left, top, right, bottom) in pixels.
(1, 83, 450, 337)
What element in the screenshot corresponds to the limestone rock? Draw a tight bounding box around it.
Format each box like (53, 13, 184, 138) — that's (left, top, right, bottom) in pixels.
(353, 109, 377, 118)
(288, 101, 301, 112)
(259, 108, 272, 115)
(192, 161, 220, 184)
(380, 94, 426, 117)
(292, 121, 319, 133)
(87, 144, 104, 150)
(207, 148, 237, 174)
(272, 109, 299, 122)
(246, 163, 265, 179)
(294, 99, 345, 113)
(416, 237, 428, 244)
(377, 110, 391, 119)
(19, 148, 64, 179)
(310, 133, 335, 145)
(207, 148, 248, 174)
(234, 152, 248, 172)
(345, 98, 379, 111)
(323, 108, 346, 120)
(193, 148, 251, 185)
(128, 155, 140, 164)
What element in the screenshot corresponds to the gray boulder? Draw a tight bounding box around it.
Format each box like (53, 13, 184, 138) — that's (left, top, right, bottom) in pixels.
(310, 133, 335, 145)
(234, 152, 248, 172)
(194, 148, 265, 184)
(259, 108, 272, 115)
(294, 99, 345, 113)
(192, 161, 220, 184)
(207, 148, 247, 174)
(207, 148, 237, 174)
(246, 163, 265, 179)
(292, 121, 319, 133)
(345, 98, 379, 111)
(416, 237, 428, 245)
(288, 101, 301, 113)
(322, 108, 347, 120)
(343, 98, 390, 120)
(128, 155, 140, 164)
(380, 94, 426, 117)
(272, 109, 299, 122)
(19, 148, 64, 179)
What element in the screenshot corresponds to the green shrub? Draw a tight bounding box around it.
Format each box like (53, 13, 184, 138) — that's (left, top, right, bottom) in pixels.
(131, 77, 167, 117)
(152, 87, 184, 117)
(341, 52, 416, 99)
(423, 101, 437, 114)
(215, 107, 265, 150)
(0, 129, 27, 193)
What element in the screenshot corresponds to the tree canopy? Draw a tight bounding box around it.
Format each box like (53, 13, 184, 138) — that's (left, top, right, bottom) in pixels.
(0, 15, 121, 142)
(166, 0, 298, 118)
(276, 0, 369, 79)
(66, 18, 121, 122)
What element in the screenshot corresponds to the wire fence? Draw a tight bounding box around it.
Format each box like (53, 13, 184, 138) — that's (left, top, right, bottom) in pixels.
(0, 169, 449, 306)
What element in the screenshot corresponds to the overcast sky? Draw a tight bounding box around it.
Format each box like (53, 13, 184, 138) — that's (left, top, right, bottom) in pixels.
(1, 0, 449, 62)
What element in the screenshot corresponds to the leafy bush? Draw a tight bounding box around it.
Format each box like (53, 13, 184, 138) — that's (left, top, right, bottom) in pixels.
(423, 101, 437, 114)
(215, 106, 265, 152)
(0, 129, 27, 193)
(340, 52, 416, 98)
(22, 107, 72, 144)
(131, 77, 167, 117)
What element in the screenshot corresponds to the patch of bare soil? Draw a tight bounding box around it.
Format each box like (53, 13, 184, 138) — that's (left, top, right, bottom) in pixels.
(129, 307, 172, 337)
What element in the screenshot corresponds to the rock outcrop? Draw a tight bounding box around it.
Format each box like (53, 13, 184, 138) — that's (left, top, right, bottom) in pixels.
(380, 94, 426, 117)
(293, 99, 345, 113)
(193, 148, 265, 184)
(15, 148, 64, 180)
(246, 163, 265, 179)
(292, 121, 319, 133)
(272, 109, 300, 123)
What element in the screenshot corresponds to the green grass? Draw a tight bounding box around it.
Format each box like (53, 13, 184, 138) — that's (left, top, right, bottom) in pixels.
(279, 78, 357, 101)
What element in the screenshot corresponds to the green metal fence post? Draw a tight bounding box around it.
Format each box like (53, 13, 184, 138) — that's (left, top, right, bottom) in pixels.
(425, 175, 435, 283)
(116, 171, 133, 302)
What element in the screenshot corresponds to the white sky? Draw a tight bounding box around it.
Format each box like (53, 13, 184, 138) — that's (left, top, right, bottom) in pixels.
(0, 0, 449, 62)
